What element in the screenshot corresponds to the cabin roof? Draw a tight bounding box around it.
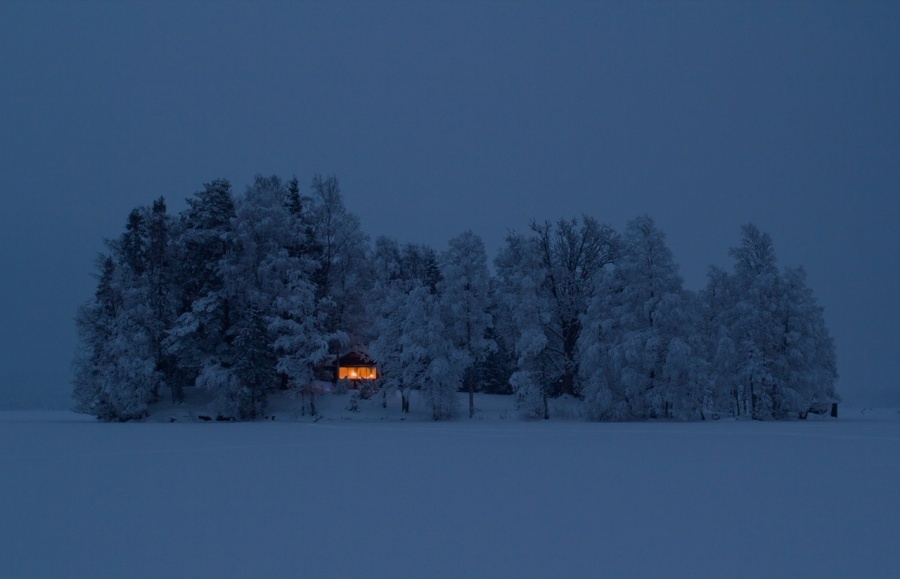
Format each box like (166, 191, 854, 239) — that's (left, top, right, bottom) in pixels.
(335, 351, 376, 367)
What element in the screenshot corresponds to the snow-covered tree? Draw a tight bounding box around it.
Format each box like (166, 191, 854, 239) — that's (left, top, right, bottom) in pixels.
(368, 278, 411, 411)
(73, 191, 188, 420)
(400, 242, 442, 293)
(73, 251, 162, 421)
(75, 176, 839, 425)
(474, 274, 518, 396)
(728, 224, 788, 418)
(529, 218, 619, 397)
(495, 234, 554, 418)
(214, 175, 336, 418)
(174, 178, 236, 307)
(140, 197, 181, 403)
(164, 175, 326, 419)
(77, 175, 359, 420)
(776, 266, 839, 416)
(101, 198, 181, 404)
(698, 265, 738, 415)
(368, 235, 468, 420)
(308, 175, 371, 351)
(164, 180, 237, 412)
(367, 237, 413, 410)
(438, 231, 495, 418)
(578, 216, 704, 420)
(368, 236, 463, 419)
(219, 176, 291, 415)
(494, 218, 618, 418)
(401, 285, 461, 420)
(702, 224, 839, 419)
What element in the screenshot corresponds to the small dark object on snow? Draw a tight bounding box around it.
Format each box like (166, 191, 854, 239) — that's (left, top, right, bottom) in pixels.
(215, 415, 236, 422)
(347, 393, 360, 413)
(198, 415, 212, 422)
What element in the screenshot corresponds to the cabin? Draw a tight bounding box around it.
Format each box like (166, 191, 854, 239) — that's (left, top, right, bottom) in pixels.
(333, 351, 378, 385)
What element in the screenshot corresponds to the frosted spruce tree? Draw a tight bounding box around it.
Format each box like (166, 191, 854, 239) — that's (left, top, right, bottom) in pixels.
(74, 174, 368, 421)
(179, 175, 340, 419)
(73, 195, 187, 421)
(73, 251, 162, 420)
(163, 179, 240, 415)
(208, 175, 292, 418)
(268, 176, 344, 417)
(143, 198, 181, 403)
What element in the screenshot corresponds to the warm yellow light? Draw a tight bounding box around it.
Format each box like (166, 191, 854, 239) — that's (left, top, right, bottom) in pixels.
(338, 366, 377, 380)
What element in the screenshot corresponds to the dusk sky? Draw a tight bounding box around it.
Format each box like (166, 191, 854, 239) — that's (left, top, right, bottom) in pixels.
(1, 1, 897, 409)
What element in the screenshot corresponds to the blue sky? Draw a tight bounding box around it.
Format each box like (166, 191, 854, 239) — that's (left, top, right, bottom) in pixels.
(1, 1, 898, 408)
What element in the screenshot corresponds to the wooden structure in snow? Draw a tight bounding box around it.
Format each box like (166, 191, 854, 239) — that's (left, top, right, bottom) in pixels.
(333, 351, 378, 384)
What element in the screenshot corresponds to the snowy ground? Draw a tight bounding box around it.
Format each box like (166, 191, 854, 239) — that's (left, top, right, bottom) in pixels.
(1, 393, 898, 578)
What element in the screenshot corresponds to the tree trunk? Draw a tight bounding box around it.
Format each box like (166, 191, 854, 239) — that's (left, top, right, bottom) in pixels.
(401, 391, 409, 413)
(750, 381, 759, 420)
(543, 391, 549, 420)
(468, 374, 475, 419)
(170, 381, 183, 405)
(560, 318, 580, 397)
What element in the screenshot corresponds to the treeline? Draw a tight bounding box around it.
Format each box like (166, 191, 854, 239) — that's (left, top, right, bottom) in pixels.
(73, 174, 838, 421)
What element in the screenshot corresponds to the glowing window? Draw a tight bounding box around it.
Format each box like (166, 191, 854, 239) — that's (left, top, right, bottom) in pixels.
(338, 366, 377, 380)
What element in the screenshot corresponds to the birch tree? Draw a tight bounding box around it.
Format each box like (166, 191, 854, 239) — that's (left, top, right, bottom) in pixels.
(439, 231, 495, 418)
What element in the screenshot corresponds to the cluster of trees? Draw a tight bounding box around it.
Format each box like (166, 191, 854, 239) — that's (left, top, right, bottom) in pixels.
(73, 174, 838, 422)
(74, 175, 365, 421)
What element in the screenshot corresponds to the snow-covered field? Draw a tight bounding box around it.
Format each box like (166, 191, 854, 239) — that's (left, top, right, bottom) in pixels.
(1, 393, 898, 578)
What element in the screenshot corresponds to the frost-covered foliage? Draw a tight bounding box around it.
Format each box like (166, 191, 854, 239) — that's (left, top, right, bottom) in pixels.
(400, 285, 461, 420)
(72, 204, 171, 422)
(74, 175, 838, 422)
(494, 218, 618, 418)
(780, 267, 839, 414)
(438, 231, 495, 418)
(368, 275, 415, 413)
(74, 175, 367, 421)
(307, 175, 372, 351)
(368, 238, 442, 414)
(700, 225, 838, 419)
(367, 231, 496, 419)
(368, 234, 489, 420)
(578, 216, 706, 421)
(72, 258, 161, 422)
